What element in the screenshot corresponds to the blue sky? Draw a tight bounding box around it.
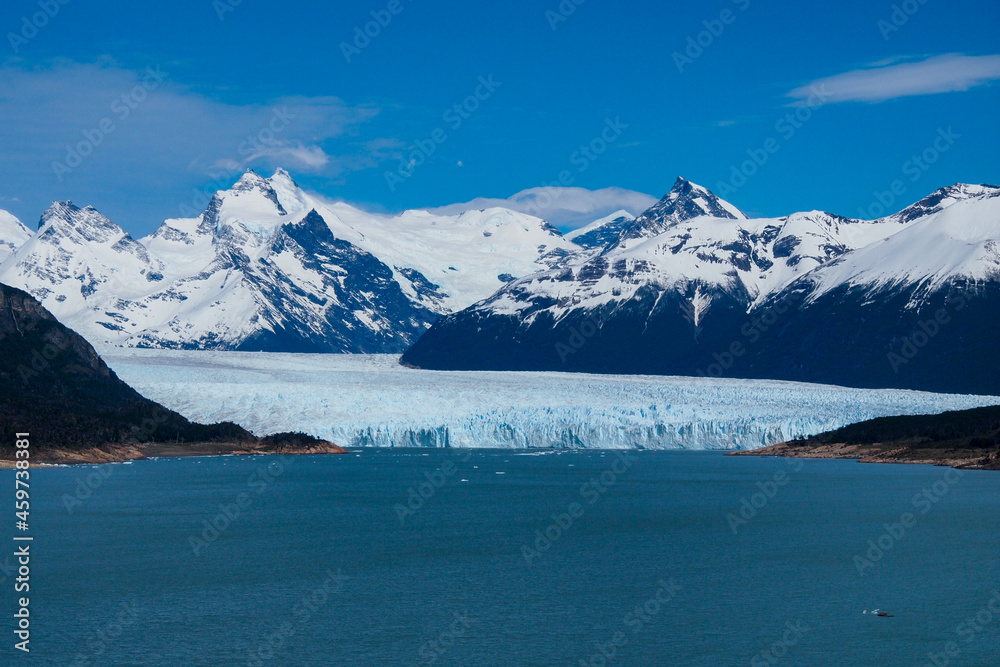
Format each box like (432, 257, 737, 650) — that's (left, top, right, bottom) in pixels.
(1, 0, 998, 234)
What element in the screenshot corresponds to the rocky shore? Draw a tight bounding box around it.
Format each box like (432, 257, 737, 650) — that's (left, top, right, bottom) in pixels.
(731, 405, 1000, 471)
(730, 440, 1000, 470)
(0, 434, 348, 467)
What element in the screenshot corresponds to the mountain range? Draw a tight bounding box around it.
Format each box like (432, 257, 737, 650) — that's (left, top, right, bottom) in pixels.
(0, 169, 576, 352)
(402, 178, 1000, 395)
(1, 170, 997, 394)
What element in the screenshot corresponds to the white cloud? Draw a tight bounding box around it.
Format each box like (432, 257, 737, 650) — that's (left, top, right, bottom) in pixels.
(0, 61, 380, 182)
(787, 54, 1000, 104)
(0, 60, 399, 229)
(426, 186, 658, 230)
(219, 143, 332, 172)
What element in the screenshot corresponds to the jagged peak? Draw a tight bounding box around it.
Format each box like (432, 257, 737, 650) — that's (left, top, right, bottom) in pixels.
(37, 201, 123, 238)
(230, 168, 284, 202)
(271, 167, 295, 184)
(39, 200, 81, 227)
(888, 182, 1000, 224)
(232, 170, 286, 214)
(661, 177, 746, 219)
(234, 168, 266, 187)
(199, 170, 289, 232)
(617, 178, 746, 243)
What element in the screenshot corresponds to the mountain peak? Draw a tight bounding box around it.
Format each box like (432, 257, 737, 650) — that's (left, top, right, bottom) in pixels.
(38, 201, 124, 241)
(233, 168, 270, 190)
(204, 170, 288, 227)
(618, 178, 746, 242)
(671, 175, 697, 190)
(889, 182, 1000, 224)
(38, 200, 79, 228)
(268, 167, 301, 193)
(663, 177, 745, 219)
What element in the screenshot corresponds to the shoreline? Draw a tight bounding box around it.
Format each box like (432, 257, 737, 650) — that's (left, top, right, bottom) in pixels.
(729, 441, 1000, 471)
(6, 441, 998, 469)
(0, 440, 349, 467)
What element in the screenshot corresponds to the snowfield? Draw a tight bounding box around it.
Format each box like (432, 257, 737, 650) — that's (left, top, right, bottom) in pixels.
(101, 350, 1000, 450)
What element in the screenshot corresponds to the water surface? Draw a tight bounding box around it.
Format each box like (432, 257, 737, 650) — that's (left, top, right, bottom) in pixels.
(10, 450, 1000, 665)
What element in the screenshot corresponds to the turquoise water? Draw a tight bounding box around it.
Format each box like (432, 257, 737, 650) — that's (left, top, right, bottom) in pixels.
(6, 450, 1000, 665)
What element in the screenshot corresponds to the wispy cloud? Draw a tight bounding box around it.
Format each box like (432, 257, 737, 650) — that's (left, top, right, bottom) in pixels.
(0, 61, 382, 180)
(426, 186, 658, 230)
(787, 53, 1000, 104)
(0, 60, 407, 228)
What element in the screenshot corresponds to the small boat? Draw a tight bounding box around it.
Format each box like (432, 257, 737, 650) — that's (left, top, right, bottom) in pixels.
(863, 609, 894, 617)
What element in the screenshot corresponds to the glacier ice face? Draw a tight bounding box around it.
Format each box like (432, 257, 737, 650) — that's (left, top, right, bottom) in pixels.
(101, 350, 1000, 451)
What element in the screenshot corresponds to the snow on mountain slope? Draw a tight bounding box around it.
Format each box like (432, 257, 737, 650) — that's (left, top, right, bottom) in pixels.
(803, 189, 1000, 301)
(101, 350, 1000, 449)
(887, 183, 998, 224)
(565, 210, 635, 250)
(264, 169, 580, 313)
(455, 177, 924, 322)
(0, 210, 31, 263)
(566, 210, 634, 240)
(0, 202, 164, 327)
(0, 169, 581, 351)
(401, 179, 1000, 392)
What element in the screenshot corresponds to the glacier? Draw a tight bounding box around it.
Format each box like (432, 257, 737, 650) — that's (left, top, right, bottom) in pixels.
(100, 350, 1000, 450)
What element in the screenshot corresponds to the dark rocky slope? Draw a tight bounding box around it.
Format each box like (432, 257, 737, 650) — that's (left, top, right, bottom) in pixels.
(0, 283, 344, 463)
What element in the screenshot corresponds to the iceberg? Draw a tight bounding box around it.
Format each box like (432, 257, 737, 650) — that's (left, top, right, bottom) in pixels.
(101, 350, 1000, 450)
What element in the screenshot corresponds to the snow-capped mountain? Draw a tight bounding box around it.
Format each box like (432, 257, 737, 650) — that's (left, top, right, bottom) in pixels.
(564, 210, 635, 250)
(402, 179, 1000, 394)
(0, 169, 578, 352)
(0, 210, 31, 263)
(405, 176, 916, 334)
(262, 170, 578, 313)
(802, 186, 1000, 297)
(0, 202, 166, 321)
(3, 171, 997, 391)
(619, 177, 747, 240)
(736, 189, 1000, 394)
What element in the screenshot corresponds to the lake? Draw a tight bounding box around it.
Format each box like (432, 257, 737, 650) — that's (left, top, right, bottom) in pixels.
(12, 450, 1000, 665)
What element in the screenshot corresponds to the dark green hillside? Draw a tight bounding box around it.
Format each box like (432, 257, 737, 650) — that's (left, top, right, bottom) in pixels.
(0, 282, 343, 461)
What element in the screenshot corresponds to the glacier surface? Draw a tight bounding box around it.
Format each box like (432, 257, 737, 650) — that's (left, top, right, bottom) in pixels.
(101, 350, 1000, 450)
